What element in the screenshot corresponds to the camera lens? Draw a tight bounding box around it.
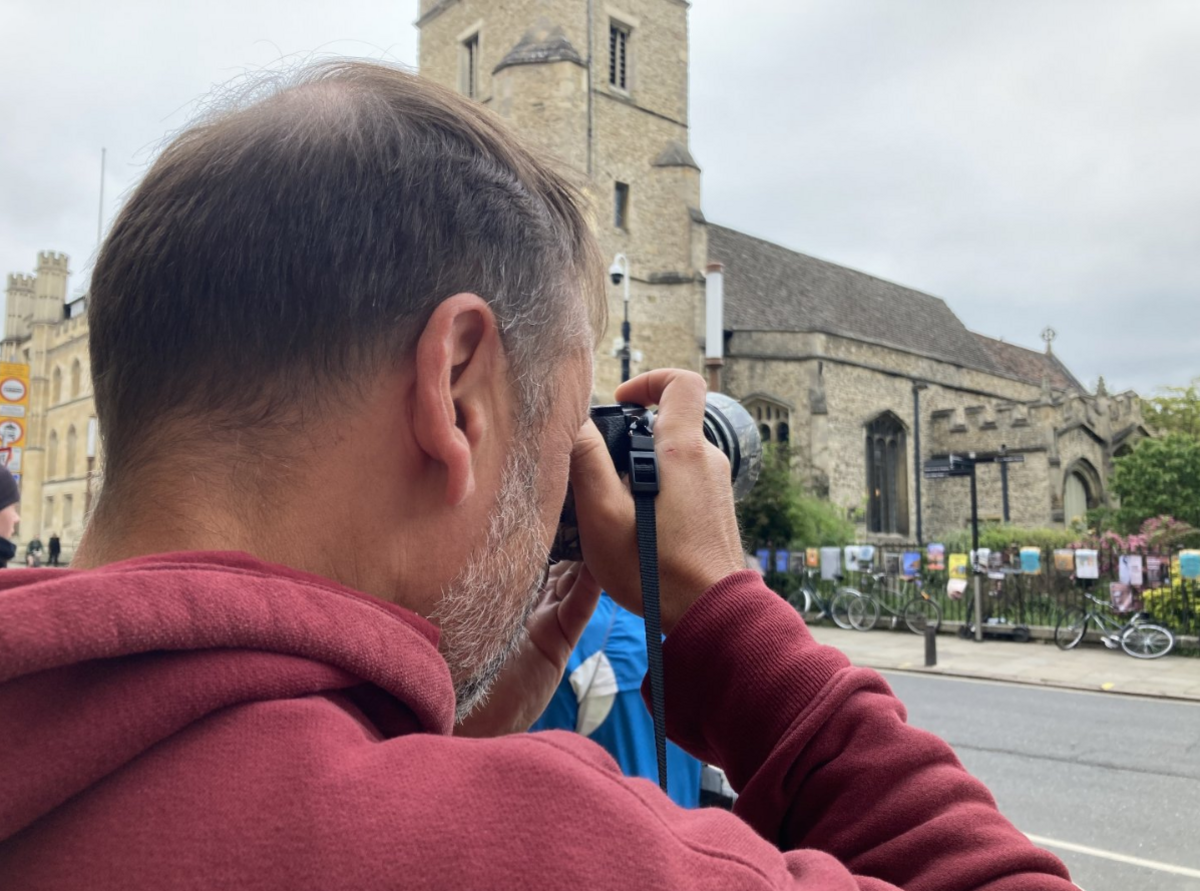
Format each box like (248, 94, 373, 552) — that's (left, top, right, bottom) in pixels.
(700, 392, 762, 501)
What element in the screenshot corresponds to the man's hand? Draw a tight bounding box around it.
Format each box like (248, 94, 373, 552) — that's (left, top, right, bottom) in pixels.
(570, 369, 746, 633)
(455, 562, 601, 737)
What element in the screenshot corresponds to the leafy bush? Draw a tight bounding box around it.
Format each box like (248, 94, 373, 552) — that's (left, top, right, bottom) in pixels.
(737, 445, 854, 550)
(940, 524, 1076, 555)
(738, 445, 853, 601)
(1110, 434, 1200, 531)
(1139, 586, 1196, 630)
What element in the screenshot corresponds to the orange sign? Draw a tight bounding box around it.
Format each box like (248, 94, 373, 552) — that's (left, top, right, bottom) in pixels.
(0, 362, 30, 476)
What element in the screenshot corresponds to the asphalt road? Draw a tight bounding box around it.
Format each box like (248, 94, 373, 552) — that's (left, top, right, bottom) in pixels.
(882, 672, 1200, 891)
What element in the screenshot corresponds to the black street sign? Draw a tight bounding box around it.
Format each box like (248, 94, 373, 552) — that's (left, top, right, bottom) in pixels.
(924, 455, 974, 478)
(994, 454, 1025, 464)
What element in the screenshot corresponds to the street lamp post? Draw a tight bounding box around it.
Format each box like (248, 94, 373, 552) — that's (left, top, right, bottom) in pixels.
(609, 254, 632, 383)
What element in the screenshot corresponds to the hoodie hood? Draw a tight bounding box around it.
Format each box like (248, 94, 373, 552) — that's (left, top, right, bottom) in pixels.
(0, 551, 453, 842)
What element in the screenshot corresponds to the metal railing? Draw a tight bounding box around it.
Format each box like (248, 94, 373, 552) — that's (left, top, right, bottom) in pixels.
(766, 544, 1199, 640)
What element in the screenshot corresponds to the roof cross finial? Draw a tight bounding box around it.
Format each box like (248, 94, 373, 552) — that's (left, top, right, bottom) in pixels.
(1041, 326, 1057, 354)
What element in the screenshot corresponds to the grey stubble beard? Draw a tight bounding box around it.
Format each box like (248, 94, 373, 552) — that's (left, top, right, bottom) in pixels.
(434, 439, 550, 723)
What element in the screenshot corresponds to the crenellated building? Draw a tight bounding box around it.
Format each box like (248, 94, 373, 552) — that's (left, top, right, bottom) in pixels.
(1, 253, 95, 559)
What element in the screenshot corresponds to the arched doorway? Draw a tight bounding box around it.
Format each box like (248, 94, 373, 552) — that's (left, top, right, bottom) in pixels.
(1063, 459, 1102, 525)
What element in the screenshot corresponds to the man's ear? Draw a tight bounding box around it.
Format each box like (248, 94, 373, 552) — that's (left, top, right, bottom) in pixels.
(412, 293, 504, 507)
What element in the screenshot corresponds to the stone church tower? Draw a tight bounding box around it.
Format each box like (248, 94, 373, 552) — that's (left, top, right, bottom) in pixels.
(418, 0, 708, 399)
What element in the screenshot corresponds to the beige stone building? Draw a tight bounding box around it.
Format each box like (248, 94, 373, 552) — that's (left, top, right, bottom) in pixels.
(418, 0, 1147, 542)
(2, 253, 96, 560)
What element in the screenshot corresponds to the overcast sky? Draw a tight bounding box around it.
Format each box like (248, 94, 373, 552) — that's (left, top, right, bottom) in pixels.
(2, 0, 1197, 395)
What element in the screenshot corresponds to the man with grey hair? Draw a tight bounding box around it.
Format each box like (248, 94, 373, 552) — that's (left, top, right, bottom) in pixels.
(0, 62, 1073, 889)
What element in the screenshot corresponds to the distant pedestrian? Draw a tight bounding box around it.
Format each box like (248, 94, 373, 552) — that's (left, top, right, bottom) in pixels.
(48, 533, 61, 567)
(0, 466, 19, 568)
(26, 535, 44, 567)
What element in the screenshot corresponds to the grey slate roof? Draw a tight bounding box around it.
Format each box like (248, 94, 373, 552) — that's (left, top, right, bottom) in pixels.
(494, 23, 584, 73)
(708, 224, 998, 372)
(971, 333, 1084, 393)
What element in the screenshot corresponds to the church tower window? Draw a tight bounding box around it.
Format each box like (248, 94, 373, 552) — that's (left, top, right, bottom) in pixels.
(865, 413, 909, 536)
(614, 182, 630, 230)
(609, 22, 630, 90)
(460, 31, 481, 99)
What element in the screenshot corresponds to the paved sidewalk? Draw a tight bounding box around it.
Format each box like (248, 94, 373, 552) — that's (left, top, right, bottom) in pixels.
(806, 624, 1200, 702)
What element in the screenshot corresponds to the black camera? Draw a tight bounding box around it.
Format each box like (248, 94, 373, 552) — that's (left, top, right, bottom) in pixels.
(549, 392, 763, 562)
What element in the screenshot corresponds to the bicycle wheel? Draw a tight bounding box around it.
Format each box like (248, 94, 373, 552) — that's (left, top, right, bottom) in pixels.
(1054, 609, 1088, 650)
(903, 597, 941, 634)
(797, 586, 823, 624)
(1120, 623, 1175, 659)
(830, 589, 863, 630)
(846, 593, 880, 631)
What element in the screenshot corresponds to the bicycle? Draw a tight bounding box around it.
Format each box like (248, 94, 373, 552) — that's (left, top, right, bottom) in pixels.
(1054, 592, 1175, 659)
(844, 572, 943, 634)
(795, 568, 858, 630)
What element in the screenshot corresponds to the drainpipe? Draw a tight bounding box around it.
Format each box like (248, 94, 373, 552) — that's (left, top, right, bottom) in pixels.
(913, 381, 928, 544)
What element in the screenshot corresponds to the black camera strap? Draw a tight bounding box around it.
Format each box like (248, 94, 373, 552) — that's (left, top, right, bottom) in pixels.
(629, 423, 668, 793)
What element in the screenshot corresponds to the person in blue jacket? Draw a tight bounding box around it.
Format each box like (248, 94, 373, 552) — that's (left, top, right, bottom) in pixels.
(532, 589, 702, 808)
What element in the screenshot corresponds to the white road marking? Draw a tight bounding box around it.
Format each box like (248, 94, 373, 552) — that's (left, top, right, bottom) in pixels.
(1026, 833, 1200, 879)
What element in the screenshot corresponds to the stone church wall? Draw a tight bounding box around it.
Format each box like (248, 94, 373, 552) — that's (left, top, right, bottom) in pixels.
(722, 331, 1107, 541)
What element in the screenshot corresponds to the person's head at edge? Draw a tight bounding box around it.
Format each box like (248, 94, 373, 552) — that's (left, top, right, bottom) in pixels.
(73, 61, 606, 720)
(0, 464, 19, 543)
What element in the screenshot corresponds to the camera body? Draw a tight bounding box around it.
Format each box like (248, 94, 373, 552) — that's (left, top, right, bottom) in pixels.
(549, 393, 762, 562)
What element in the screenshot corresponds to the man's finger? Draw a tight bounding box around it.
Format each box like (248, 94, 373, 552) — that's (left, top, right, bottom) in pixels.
(555, 564, 601, 649)
(570, 419, 631, 528)
(614, 369, 708, 447)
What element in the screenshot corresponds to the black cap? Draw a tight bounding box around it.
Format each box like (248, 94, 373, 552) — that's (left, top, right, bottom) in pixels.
(0, 465, 19, 512)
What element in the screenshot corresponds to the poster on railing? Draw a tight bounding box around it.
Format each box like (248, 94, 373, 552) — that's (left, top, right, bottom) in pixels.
(820, 546, 841, 581)
(806, 547, 820, 568)
(1110, 582, 1134, 613)
(1053, 549, 1075, 572)
(926, 543, 945, 571)
(1146, 555, 1164, 586)
(902, 551, 921, 578)
(856, 544, 875, 570)
(1180, 550, 1200, 580)
(949, 553, 968, 579)
(756, 549, 770, 573)
(843, 545, 859, 572)
(1118, 554, 1144, 587)
(884, 552, 901, 576)
(775, 550, 789, 574)
(1075, 549, 1099, 579)
(1019, 547, 1041, 574)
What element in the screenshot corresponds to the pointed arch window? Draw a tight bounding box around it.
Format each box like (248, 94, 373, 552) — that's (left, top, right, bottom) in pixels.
(48, 430, 59, 478)
(70, 359, 82, 399)
(52, 367, 62, 404)
(865, 413, 909, 535)
(66, 426, 77, 477)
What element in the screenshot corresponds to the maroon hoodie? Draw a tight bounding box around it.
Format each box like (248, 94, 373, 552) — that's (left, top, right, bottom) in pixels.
(0, 552, 1072, 889)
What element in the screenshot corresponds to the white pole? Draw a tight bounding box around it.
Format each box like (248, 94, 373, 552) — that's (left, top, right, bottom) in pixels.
(704, 262, 725, 391)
